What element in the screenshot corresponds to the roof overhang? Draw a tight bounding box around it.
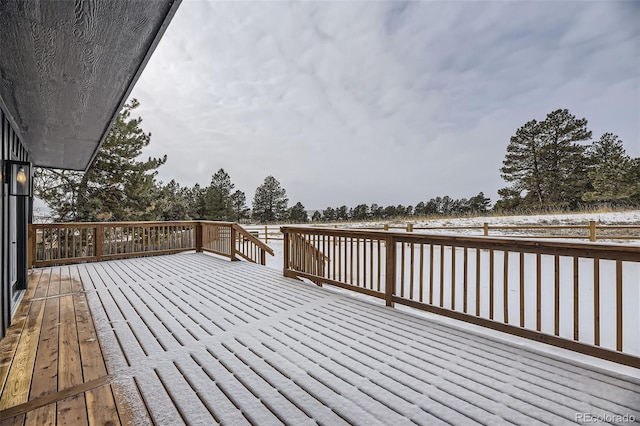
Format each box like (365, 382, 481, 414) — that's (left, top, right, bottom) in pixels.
(0, 0, 181, 171)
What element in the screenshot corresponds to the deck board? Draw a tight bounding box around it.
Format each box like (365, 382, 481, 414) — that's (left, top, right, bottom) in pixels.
(0, 253, 639, 425)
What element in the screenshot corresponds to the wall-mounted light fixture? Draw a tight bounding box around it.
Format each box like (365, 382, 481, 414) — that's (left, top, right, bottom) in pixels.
(4, 160, 32, 197)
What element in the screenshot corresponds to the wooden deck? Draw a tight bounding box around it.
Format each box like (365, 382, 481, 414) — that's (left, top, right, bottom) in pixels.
(1, 253, 639, 425)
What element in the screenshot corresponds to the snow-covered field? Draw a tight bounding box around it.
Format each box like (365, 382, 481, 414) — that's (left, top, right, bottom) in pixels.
(254, 211, 640, 367)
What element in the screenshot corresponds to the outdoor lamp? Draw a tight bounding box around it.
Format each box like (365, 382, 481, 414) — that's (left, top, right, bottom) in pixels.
(5, 160, 32, 197)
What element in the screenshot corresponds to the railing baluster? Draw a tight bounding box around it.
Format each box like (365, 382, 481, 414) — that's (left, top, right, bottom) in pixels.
(504, 251, 509, 324)
(476, 249, 481, 316)
(489, 249, 494, 320)
(377, 240, 381, 292)
(409, 242, 415, 300)
(520, 252, 525, 328)
(439, 245, 444, 307)
(463, 247, 468, 313)
(554, 255, 560, 336)
(593, 258, 600, 346)
(401, 240, 406, 297)
(536, 253, 542, 332)
(616, 260, 623, 352)
(429, 245, 434, 305)
(419, 244, 424, 303)
(573, 256, 579, 341)
(451, 246, 456, 310)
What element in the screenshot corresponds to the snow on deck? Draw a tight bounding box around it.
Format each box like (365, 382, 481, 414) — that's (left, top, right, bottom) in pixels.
(69, 253, 639, 425)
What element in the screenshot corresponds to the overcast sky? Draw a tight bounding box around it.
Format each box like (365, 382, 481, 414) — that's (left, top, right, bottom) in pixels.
(130, 0, 640, 210)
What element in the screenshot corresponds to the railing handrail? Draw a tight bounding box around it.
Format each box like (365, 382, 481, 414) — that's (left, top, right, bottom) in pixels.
(281, 225, 640, 261)
(30, 221, 274, 267)
(231, 223, 274, 256)
(244, 221, 640, 243)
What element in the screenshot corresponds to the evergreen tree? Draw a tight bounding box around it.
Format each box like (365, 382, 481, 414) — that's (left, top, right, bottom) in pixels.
(382, 205, 397, 218)
(583, 133, 635, 205)
(185, 183, 207, 219)
(311, 211, 322, 222)
(230, 190, 250, 222)
(288, 202, 309, 223)
(538, 109, 591, 207)
(157, 180, 191, 220)
(252, 176, 289, 223)
(469, 192, 491, 213)
(352, 204, 369, 220)
(204, 169, 235, 220)
(499, 109, 591, 210)
(500, 119, 544, 209)
(322, 207, 336, 222)
(35, 99, 166, 221)
(336, 205, 349, 221)
(370, 204, 383, 219)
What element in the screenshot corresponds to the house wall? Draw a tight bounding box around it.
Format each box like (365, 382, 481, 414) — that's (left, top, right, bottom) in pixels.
(1, 107, 30, 339)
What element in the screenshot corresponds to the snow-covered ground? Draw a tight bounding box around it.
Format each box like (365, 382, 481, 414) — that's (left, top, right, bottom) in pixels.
(255, 211, 640, 376)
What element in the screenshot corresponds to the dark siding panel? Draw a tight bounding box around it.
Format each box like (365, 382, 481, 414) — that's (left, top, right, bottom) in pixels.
(0, 105, 31, 339)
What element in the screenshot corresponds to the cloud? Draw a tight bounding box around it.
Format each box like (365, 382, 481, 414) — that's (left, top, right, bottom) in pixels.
(131, 0, 640, 209)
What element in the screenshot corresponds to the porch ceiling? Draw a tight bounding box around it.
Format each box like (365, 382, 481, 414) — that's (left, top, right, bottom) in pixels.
(0, 0, 180, 170)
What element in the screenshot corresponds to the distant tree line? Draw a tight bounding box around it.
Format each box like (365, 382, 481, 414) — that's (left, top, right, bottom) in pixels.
(497, 109, 640, 211)
(35, 102, 639, 224)
(311, 192, 491, 222)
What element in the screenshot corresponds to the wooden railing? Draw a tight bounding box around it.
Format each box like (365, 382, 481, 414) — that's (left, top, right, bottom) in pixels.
(247, 221, 640, 243)
(29, 221, 273, 267)
(200, 221, 274, 265)
(282, 226, 640, 367)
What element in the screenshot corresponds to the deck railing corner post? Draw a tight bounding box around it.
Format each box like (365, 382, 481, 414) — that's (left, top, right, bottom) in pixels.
(483, 222, 489, 236)
(283, 228, 290, 276)
(95, 225, 103, 261)
(589, 220, 596, 242)
(195, 221, 203, 252)
(385, 235, 396, 307)
(230, 225, 238, 261)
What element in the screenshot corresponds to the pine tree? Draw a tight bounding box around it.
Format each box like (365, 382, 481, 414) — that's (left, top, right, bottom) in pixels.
(204, 168, 235, 220)
(538, 109, 591, 207)
(500, 119, 544, 208)
(311, 211, 322, 221)
(288, 202, 309, 223)
(230, 190, 250, 222)
(185, 183, 207, 219)
(157, 180, 191, 220)
(322, 207, 336, 222)
(469, 192, 491, 213)
(252, 176, 289, 223)
(499, 109, 591, 210)
(35, 99, 166, 221)
(583, 133, 635, 205)
(336, 205, 349, 221)
(351, 204, 369, 220)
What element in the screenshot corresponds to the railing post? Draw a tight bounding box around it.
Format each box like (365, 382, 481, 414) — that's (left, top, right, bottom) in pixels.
(264, 225, 268, 243)
(195, 222, 203, 252)
(95, 225, 103, 261)
(28, 224, 34, 269)
(483, 222, 489, 236)
(589, 220, 596, 242)
(283, 229, 290, 275)
(260, 250, 266, 266)
(385, 235, 396, 307)
(384, 224, 389, 231)
(230, 225, 238, 261)
(406, 223, 413, 232)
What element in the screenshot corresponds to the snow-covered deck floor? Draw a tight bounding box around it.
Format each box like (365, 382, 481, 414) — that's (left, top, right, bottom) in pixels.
(23, 254, 640, 424)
